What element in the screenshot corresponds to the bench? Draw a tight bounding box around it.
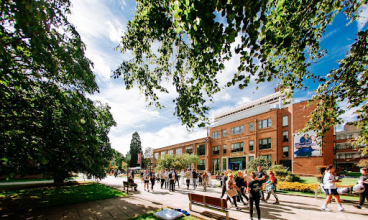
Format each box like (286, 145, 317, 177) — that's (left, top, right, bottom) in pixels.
(188, 193, 228, 220)
(123, 181, 135, 191)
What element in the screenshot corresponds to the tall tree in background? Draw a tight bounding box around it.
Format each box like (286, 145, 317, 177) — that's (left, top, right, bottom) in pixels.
(0, 0, 116, 183)
(114, 0, 368, 153)
(128, 132, 142, 167)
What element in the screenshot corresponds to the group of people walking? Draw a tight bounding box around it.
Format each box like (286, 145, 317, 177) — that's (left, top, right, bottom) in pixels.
(125, 165, 368, 220)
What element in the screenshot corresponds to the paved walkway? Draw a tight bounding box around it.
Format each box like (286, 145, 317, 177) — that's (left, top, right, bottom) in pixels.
(2, 176, 368, 220)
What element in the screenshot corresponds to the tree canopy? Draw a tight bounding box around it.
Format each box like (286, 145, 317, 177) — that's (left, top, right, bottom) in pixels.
(0, 0, 116, 183)
(114, 0, 368, 153)
(155, 153, 199, 171)
(128, 132, 142, 167)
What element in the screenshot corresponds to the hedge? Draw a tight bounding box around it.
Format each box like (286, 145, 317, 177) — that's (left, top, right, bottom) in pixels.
(277, 181, 317, 193)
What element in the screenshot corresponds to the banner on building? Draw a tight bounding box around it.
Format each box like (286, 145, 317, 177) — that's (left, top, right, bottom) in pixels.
(294, 131, 322, 157)
(137, 153, 141, 164)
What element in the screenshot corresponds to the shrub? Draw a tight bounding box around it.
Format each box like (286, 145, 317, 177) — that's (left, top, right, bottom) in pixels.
(277, 181, 317, 193)
(285, 173, 301, 182)
(247, 157, 271, 171)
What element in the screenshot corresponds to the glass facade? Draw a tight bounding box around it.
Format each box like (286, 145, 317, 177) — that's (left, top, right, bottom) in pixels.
(231, 126, 243, 135)
(198, 159, 205, 170)
(186, 147, 193, 154)
(259, 138, 271, 150)
(197, 144, 205, 156)
(231, 142, 243, 152)
(249, 140, 254, 151)
(212, 131, 220, 139)
(259, 119, 271, 129)
(212, 146, 219, 155)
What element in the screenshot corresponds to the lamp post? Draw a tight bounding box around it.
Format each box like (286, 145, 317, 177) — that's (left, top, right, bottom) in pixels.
(126, 153, 131, 194)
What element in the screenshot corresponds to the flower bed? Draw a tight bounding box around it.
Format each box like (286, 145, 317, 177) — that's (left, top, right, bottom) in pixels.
(277, 181, 317, 193)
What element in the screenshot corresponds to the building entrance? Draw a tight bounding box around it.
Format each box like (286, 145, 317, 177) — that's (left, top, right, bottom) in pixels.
(229, 157, 246, 171)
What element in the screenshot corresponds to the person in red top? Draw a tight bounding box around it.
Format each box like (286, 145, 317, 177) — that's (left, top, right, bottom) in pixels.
(265, 170, 279, 204)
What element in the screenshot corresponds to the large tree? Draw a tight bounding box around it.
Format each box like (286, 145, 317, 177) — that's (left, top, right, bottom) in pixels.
(114, 0, 368, 153)
(128, 132, 142, 167)
(0, 0, 116, 183)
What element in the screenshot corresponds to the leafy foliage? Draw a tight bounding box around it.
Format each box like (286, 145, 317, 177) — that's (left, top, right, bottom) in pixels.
(155, 153, 199, 171)
(0, 0, 116, 183)
(247, 157, 272, 171)
(114, 0, 368, 152)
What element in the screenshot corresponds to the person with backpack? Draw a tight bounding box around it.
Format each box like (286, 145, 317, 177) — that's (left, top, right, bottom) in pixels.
(174, 169, 180, 188)
(355, 167, 368, 209)
(247, 172, 262, 220)
(169, 168, 176, 192)
(149, 168, 155, 192)
(185, 168, 192, 190)
(264, 170, 279, 204)
(192, 168, 198, 190)
(143, 170, 150, 192)
(321, 164, 344, 211)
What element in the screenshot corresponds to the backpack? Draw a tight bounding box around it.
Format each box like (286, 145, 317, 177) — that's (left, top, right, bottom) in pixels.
(274, 177, 278, 184)
(169, 172, 173, 178)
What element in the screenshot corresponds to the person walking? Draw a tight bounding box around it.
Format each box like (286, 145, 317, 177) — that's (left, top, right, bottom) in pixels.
(174, 169, 180, 188)
(208, 171, 212, 187)
(321, 164, 344, 211)
(192, 168, 198, 190)
(185, 168, 192, 190)
(255, 166, 266, 201)
(235, 171, 248, 205)
(202, 171, 209, 192)
(180, 169, 185, 185)
(227, 173, 241, 210)
(169, 168, 176, 192)
(248, 172, 262, 220)
(140, 170, 144, 183)
(165, 168, 170, 189)
(149, 169, 155, 192)
(143, 170, 150, 192)
(160, 170, 165, 189)
(355, 167, 368, 209)
(221, 170, 230, 198)
(265, 170, 279, 204)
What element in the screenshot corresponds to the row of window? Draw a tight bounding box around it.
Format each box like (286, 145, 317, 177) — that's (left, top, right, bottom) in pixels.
(197, 155, 274, 171)
(336, 133, 358, 140)
(212, 116, 289, 139)
(155, 139, 291, 159)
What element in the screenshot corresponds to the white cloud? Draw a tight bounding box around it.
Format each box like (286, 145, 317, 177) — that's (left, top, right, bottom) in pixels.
(236, 97, 252, 106)
(357, 4, 368, 31)
(320, 29, 339, 42)
(213, 92, 231, 102)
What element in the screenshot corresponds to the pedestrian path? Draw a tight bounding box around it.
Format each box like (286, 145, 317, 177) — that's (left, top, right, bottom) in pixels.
(99, 176, 368, 220)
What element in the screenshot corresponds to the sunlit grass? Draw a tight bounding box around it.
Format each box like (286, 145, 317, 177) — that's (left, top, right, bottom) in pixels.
(0, 182, 127, 210)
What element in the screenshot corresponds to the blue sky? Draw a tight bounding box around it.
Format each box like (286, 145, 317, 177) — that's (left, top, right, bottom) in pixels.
(69, 0, 368, 154)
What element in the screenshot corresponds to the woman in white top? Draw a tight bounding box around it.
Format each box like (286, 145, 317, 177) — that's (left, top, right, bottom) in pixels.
(321, 164, 344, 211)
(180, 169, 185, 185)
(207, 172, 212, 187)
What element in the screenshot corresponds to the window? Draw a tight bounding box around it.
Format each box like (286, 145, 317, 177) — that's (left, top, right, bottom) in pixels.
(213, 159, 220, 171)
(161, 152, 165, 158)
(337, 154, 344, 159)
(168, 150, 173, 155)
(212, 131, 220, 139)
(154, 153, 159, 160)
(282, 131, 289, 142)
(346, 134, 352, 139)
(249, 140, 254, 151)
(259, 119, 272, 129)
(223, 129, 227, 137)
(231, 142, 243, 152)
(259, 138, 271, 150)
(249, 123, 254, 131)
(186, 147, 193, 154)
(212, 146, 220, 155)
(198, 160, 205, 170)
(223, 158, 227, 170)
(231, 125, 243, 135)
(339, 135, 345, 140)
(249, 156, 254, 161)
(346, 154, 353, 159)
(261, 155, 271, 160)
(176, 148, 182, 155)
(197, 144, 206, 156)
(282, 116, 289, 126)
(282, 146, 289, 158)
(223, 145, 227, 154)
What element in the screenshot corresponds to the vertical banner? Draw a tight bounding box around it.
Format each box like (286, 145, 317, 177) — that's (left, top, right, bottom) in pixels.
(137, 153, 141, 164)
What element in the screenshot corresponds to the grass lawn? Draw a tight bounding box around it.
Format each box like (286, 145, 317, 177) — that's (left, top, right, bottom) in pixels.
(129, 211, 198, 220)
(299, 176, 358, 185)
(0, 182, 127, 217)
(0, 178, 52, 183)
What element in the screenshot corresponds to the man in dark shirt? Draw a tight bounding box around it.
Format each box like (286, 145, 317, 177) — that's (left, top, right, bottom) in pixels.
(192, 169, 198, 189)
(248, 172, 262, 220)
(128, 175, 138, 191)
(255, 166, 266, 201)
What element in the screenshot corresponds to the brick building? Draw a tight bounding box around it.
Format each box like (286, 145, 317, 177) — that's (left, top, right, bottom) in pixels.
(334, 123, 367, 172)
(152, 89, 357, 175)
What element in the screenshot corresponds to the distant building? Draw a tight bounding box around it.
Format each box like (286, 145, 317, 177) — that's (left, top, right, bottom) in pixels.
(153, 89, 363, 175)
(334, 123, 367, 172)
